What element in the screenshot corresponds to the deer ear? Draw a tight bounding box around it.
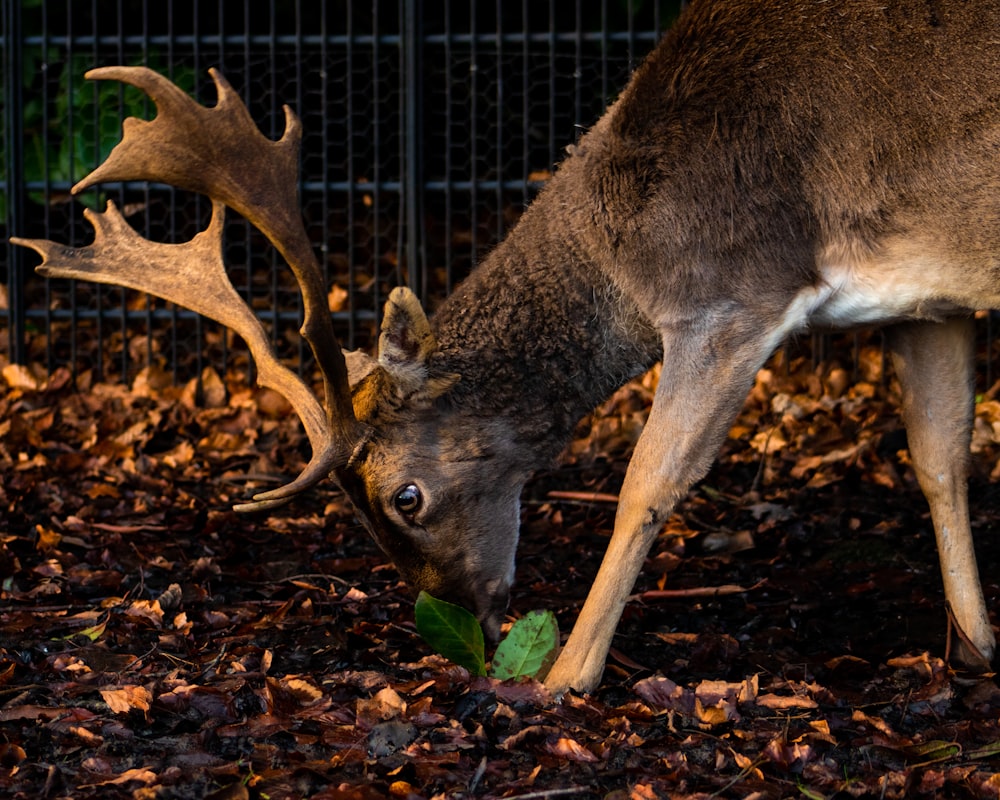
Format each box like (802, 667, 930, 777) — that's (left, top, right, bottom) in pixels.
(343, 284, 432, 392)
(378, 287, 436, 368)
(377, 287, 459, 401)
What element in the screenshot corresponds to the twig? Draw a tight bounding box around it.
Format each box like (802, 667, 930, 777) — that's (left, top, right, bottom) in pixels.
(503, 789, 595, 800)
(636, 579, 765, 601)
(708, 755, 767, 798)
(91, 522, 169, 533)
(546, 490, 620, 504)
(468, 756, 488, 794)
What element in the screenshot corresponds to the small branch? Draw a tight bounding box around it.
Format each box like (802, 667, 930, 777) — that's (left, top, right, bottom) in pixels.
(468, 756, 488, 794)
(547, 490, 620, 504)
(503, 789, 595, 800)
(91, 522, 170, 534)
(637, 580, 765, 601)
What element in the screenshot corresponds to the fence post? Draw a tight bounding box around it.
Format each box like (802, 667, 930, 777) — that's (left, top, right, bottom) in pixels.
(403, 0, 425, 299)
(4, 0, 25, 365)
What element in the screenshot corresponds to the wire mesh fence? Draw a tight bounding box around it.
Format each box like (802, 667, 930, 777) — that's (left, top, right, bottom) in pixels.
(1, 0, 683, 385)
(5, 1, 1000, 396)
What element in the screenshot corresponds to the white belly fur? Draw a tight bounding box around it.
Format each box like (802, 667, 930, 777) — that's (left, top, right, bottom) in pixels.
(787, 238, 999, 334)
(807, 261, 965, 328)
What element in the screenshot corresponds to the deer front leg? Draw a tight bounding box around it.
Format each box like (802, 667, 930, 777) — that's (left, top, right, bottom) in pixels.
(887, 317, 995, 667)
(544, 316, 784, 695)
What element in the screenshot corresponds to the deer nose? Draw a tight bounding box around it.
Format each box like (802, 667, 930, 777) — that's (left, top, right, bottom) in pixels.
(475, 579, 511, 643)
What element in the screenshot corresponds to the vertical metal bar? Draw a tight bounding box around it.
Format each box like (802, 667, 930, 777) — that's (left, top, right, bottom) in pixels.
(404, 0, 423, 298)
(245, 0, 255, 376)
(85, 0, 106, 382)
(142, 0, 154, 372)
(573, 0, 582, 133)
(66, 1, 83, 379)
(268, 0, 279, 364)
(4, 0, 26, 365)
(493, 2, 502, 241)
(468, 0, 477, 270)
(522, 0, 531, 208)
(114, 0, 129, 380)
(547, 0, 556, 166)
(442, 0, 453, 295)
(167, 0, 178, 382)
(372, 1, 382, 318)
(295, 0, 306, 374)
(41, 0, 54, 373)
(600, 0, 609, 104)
(194, 0, 206, 385)
(627, 0, 637, 69)
(346, 1, 356, 347)
(320, 3, 331, 306)
(319, 0, 330, 343)
(215, 1, 223, 68)
(987, 313, 994, 392)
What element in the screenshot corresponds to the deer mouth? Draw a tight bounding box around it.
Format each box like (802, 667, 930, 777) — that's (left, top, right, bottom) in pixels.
(473, 580, 511, 643)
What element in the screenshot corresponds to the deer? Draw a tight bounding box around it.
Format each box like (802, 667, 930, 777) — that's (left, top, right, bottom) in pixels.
(13, 0, 1000, 695)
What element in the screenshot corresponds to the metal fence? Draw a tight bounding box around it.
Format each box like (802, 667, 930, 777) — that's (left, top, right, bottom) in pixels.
(1, 1, 681, 384)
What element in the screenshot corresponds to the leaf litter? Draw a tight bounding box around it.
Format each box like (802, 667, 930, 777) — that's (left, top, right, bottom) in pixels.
(4, 339, 1000, 798)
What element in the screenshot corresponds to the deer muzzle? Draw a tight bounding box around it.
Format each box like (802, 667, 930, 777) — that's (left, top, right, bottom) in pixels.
(475, 578, 512, 642)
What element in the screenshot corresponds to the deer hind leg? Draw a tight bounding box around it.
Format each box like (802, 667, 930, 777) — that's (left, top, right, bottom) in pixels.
(887, 317, 995, 667)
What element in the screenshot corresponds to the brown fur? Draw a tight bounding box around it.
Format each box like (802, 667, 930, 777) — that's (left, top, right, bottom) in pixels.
(341, 0, 1000, 693)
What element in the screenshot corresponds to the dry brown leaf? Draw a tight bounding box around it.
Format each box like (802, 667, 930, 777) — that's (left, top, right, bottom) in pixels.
(34, 525, 62, 553)
(357, 687, 407, 729)
(543, 736, 599, 763)
(750, 428, 788, 454)
(100, 685, 153, 715)
(756, 693, 818, 710)
(328, 284, 349, 312)
(3, 363, 39, 391)
(80, 766, 158, 787)
(161, 440, 195, 468)
(125, 599, 164, 627)
(200, 366, 227, 408)
(280, 676, 325, 706)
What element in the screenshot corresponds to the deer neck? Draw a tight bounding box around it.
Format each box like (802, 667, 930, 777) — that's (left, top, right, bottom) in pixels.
(429, 187, 661, 463)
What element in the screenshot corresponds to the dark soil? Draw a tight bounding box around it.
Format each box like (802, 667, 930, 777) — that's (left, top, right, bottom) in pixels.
(3, 343, 1000, 799)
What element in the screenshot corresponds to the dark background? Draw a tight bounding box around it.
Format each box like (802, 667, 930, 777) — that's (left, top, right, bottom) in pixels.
(1, 0, 684, 384)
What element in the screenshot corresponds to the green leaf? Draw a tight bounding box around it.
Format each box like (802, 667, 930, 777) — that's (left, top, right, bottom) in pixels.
(966, 740, 1000, 760)
(490, 609, 559, 681)
(414, 591, 486, 676)
(902, 739, 962, 764)
(796, 781, 827, 800)
(60, 618, 107, 642)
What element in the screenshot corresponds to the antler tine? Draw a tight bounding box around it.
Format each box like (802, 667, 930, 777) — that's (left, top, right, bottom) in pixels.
(12, 201, 346, 511)
(75, 65, 364, 463)
(13, 66, 369, 510)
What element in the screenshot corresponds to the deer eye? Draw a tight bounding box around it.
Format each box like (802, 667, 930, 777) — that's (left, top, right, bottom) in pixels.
(393, 484, 422, 517)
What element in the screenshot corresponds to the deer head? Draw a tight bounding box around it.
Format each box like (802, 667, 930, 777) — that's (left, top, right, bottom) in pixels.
(340, 287, 535, 638)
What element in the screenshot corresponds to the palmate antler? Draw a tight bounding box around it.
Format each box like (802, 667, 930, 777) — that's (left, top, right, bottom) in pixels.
(11, 67, 368, 511)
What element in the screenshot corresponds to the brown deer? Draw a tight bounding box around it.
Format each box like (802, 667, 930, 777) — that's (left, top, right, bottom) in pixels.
(14, 0, 1000, 695)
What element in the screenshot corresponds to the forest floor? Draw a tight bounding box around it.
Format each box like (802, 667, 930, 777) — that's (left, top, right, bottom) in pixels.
(5, 340, 1000, 799)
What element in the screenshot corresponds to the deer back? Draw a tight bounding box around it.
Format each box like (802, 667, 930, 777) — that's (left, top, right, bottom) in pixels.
(557, 0, 1000, 329)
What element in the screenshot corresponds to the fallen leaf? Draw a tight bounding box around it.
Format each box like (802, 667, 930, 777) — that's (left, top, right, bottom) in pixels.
(100, 685, 153, 715)
(543, 736, 600, 763)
